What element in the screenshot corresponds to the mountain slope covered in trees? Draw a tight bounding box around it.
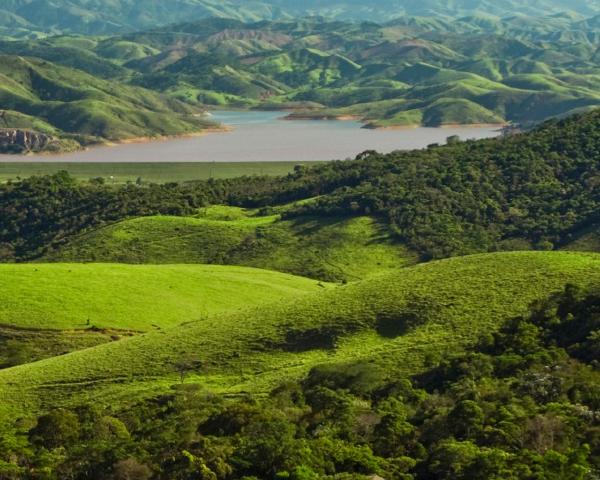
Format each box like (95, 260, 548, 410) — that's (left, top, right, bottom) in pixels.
(2, 109, 600, 261)
(0, 252, 599, 478)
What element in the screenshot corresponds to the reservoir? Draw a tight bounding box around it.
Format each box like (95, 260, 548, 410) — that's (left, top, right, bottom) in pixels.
(0, 110, 501, 163)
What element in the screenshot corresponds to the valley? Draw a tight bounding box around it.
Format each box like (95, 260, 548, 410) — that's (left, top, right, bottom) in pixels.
(0, 110, 501, 162)
(3, 12, 600, 154)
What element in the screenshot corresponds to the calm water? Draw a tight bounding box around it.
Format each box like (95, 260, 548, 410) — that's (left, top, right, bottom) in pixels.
(1, 110, 501, 163)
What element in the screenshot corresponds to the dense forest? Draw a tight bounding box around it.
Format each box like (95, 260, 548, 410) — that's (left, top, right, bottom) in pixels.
(1, 283, 597, 479)
(2, 109, 599, 261)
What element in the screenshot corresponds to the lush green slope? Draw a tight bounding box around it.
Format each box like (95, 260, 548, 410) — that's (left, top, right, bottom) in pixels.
(11, 283, 595, 479)
(0, 251, 598, 425)
(3, 14, 600, 144)
(3, 109, 600, 262)
(2, 278, 599, 479)
(0, 55, 216, 151)
(43, 206, 415, 281)
(0, 263, 326, 331)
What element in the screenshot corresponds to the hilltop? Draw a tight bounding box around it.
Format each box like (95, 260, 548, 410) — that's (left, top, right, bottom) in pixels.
(0, 55, 217, 152)
(42, 207, 415, 282)
(0, 251, 598, 425)
(0, 263, 326, 332)
(3, 15, 600, 150)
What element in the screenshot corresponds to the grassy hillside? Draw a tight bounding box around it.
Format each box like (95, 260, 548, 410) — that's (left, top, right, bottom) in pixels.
(43, 207, 415, 281)
(0, 251, 598, 425)
(0, 55, 216, 151)
(0, 263, 326, 331)
(2, 15, 600, 147)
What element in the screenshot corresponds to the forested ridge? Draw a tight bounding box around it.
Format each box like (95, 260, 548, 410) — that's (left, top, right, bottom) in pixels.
(2, 284, 598, 479)
(2, 109, 600, 261)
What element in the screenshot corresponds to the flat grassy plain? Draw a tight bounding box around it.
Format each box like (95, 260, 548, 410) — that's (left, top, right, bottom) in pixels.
(44, 208, 415, 281)
(0, 162, 319, 183)
(0, 263, 327, 331)
(0, 251, 598, 425)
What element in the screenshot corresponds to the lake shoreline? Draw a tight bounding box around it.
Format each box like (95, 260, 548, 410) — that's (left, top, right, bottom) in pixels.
(100, 126, 232, 148)
(0, 110, 502, 163)
(362, 122, 508, 130)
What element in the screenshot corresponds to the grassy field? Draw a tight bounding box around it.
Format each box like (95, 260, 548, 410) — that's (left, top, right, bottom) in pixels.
(43, 207, 416, 281)
(0, 162, 319, 183)
(1, 251, 598, 424)
(0, 263, 328, 331)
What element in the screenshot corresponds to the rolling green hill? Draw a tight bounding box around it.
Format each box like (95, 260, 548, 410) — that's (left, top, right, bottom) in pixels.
(0, 55, 217, 152)
(0, 263, 326, 331)
(0, 251, 598, 425)
(0, 262, 327, 369)
(3, 15, 600, 150)
(42, 206, 415, 282)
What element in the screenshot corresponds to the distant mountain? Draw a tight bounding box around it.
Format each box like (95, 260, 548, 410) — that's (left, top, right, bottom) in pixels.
(0, 0, 289, 37)
(269, 0, 600, 21)
(2, 0, 599, 37)
(2, 13, 600, 150)
(0, 55, 216, 152)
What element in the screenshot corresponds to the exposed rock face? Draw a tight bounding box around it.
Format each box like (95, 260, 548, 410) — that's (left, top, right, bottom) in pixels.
(0, 129, 55, 153)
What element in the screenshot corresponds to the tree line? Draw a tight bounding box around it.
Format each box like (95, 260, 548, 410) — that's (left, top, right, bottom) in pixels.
(1, 110, 600, 261)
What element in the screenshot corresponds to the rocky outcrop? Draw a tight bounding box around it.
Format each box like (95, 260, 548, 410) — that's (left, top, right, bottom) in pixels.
(0, 129, 56, 153)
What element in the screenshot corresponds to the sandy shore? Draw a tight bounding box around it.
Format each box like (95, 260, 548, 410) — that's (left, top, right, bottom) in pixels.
(104, 126, 232, 146)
